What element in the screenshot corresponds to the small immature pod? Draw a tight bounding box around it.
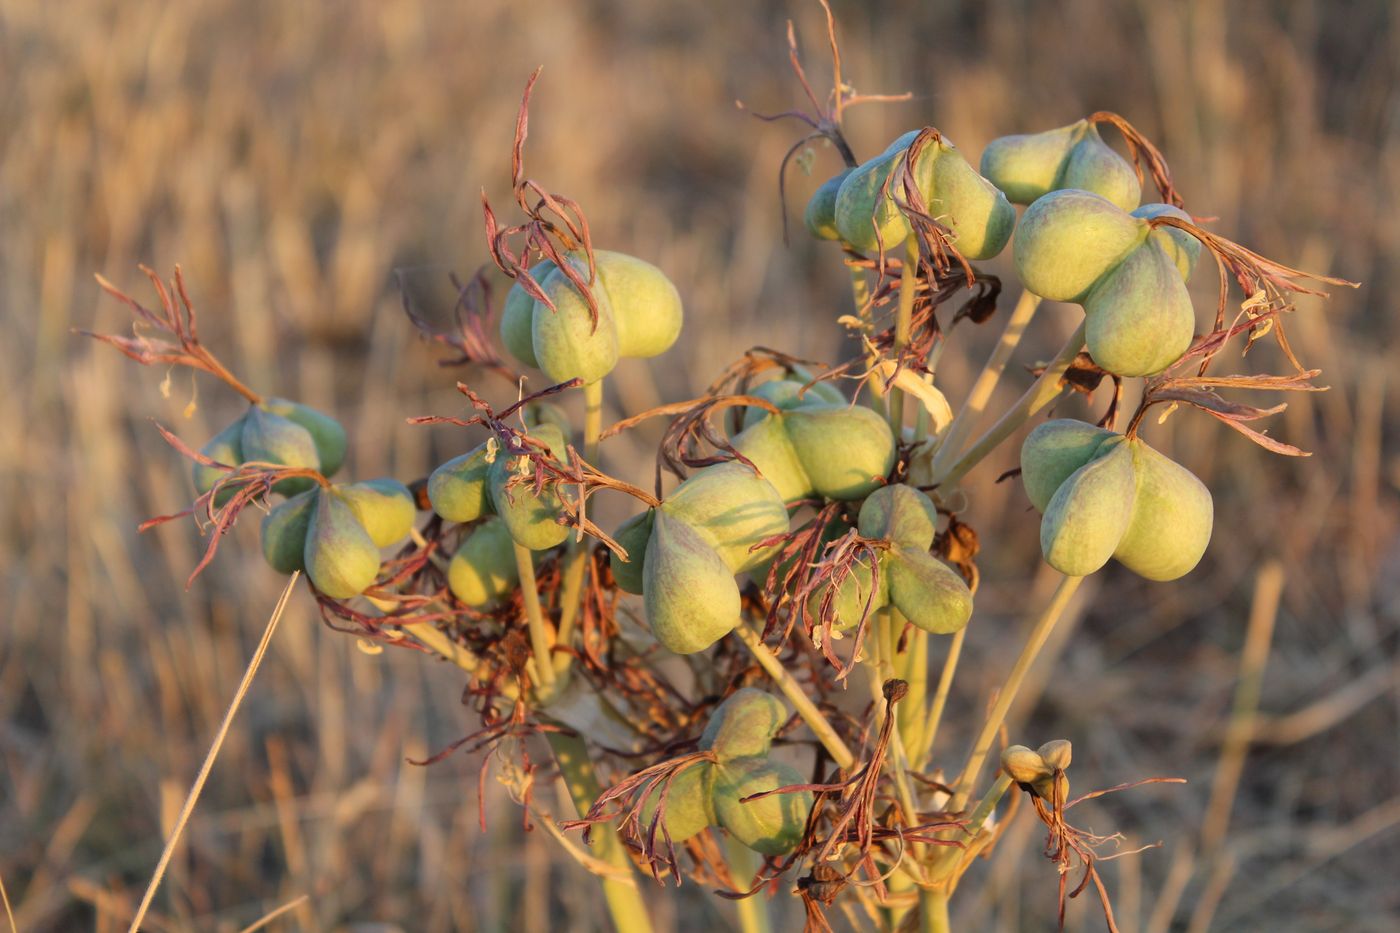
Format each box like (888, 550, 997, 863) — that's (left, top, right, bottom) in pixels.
(1013, 189, 1146, 303)
(427, 444, 494, 524)
(1060, 124, 1141, 211)
(1112, 440, 1214, 581)
(738, 378, 844, 431)
(1020, 419, 1117, 513)
(337, 478, 417, 548)
(609, 509, 655, 595)
(1039, 438, 1138, 577)
(531, 256, 622, 386)
(729, 414, 811, 505)
(784, 405, 896, 501)
(488, 423, 571, 552)
(1001, 745, 1051, 784)
(857, 484, 940, 550)
(303, 488, 381, 599)
(193, 415, 246, 504)
(807, 553, 888, 633)
(981, 120, 1139, 210)
(700, 688, 789, 761)
(712, 757, 814, 856)
(500, 259, 555, 370)
(261, 398, 348, 478)
(1037, 739, 1073, 772)
(1081, 239, 1195, 377)
(1133, 203, 1202, 280)
(913, 137, 1016, 260)
(639, 762, 716, 843)
(643, 510, 742, 654)
(260, 488, 317, 574)
(804, 168, 855, 241)
(598, 250, 685, 360)
(833, 147, 911, 254)
(242, 406, 322, 495)
(885, 546, 973, 635)
(447, 518, 520, 607)
(659, 462, 789, 574)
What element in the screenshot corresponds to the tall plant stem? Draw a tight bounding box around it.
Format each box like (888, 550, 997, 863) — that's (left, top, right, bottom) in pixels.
(546, 730, 653, 933)
(920, 888, 951, 933)
(913, 627, 965, 770)
(555, 379, 606, 672)
(887, 236, 920, 434)
(848, 264, 887, 404)
(950, 574, 1084, 813)
(732, 622, 856, 770)
(935, 320, 1086, 489)
(514, 543, 557, 695)
(725, 836, 773, 933)
(927, 290, 1043, 480)
(896, 625, 929, 762)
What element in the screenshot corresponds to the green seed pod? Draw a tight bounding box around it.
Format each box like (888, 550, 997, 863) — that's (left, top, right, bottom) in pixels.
(1112, 440, 1213, 581)
(914, 137, 1016, 260)
(806, 553, 888, 632)
(857, 484, 940, 550)
(639, 762, 716, 843)
(520, 399, 572, 435)
(241, 407, 321, 495)
(1039, 438, 1137, 577)
(1001, 745, 1051, 784)
(610, 509, 655, 595)
(1133, 203, 1201, 280)
(192, 415, 246, 504)
(885, 546, 973, 635)
(804, 169, 854, 241)
(1038, 739, 1073, 771)
(597, 250, 684, 359)
(303, 488, 381, 599)
(660, 462, 789, 574)
(643, 510, 742, 654)
(337, 478, 416, 547)
(738, 378, 844, 431)
(834, 146, 911, 254)
(1033, 771, 1071, 804)
(1060, 124, 1141, 210)
(1082, 239, 1195, 377)
(712, 757, 813, 856)
(700, 688, 789, 761)
(488, 423, 570, 552)
(260, 489, 317, 574)
(531, 256, 621, 386)
(785, 405, 896, 501)
(1013, 189, 1146, 303)
(427, 444, 493, 524)
(730, 414, 811, 505)
(447, 517, 520, 607)
(1020, 420, 1117, 513)
(980, 123, 1081, 205)
(262, 398, 348, 478)
(500, 260, 555, 370)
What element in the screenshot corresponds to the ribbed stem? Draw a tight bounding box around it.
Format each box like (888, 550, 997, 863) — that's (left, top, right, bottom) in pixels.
(887, 236, 920, 435)
(513, 543, 557, 694)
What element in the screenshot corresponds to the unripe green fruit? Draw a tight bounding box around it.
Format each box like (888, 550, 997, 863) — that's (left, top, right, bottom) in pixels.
(260, 489, 317, 574)
(639, 762, 716, 843)
(712, 757, 813, 856)
(857, 484, 939, 550)
(730, 414, 811, 504)
(1020, 420, 1117, 513)
(304, 488, 381, 598)
(610, 509, 655, 595)
(428, 445, 493, 523)
(488, 423, 570, 552)
(1082, 239, 1195, 376)
(1014, 189, 1146, 303)
(598, 250, 684, 359)
(784, 405, 895, 501)
(916, 137, 1016, 260)
(1113, 441, 1213, 581)
(1133, 203, 1201, 280)
(660, 462, 789, 574)
(738, 378, 845, 431)
(193, 416, 246, 504)
(532, 256, 621, 386)
(885, 546, 973, 635)
(500, 260, 555, 370)
(242, 407, 321, 496)
(1060, 124, 1141, 210)
(338, 478, 416, 547)
(262, 398, 347, 478)
(643, 510, 742, 654)
(700, 688, 789, 761)
(1039, 437, 1138, 577)
(981, 120, 1139, 210)
(805, 169, 854, 240)
(447, 518, 520, 607)
(807, 554, 888, 632)
(834, 147, 910, 254)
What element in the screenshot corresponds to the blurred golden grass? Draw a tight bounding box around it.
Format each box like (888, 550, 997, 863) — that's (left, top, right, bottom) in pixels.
(1, 0, 1397, 929)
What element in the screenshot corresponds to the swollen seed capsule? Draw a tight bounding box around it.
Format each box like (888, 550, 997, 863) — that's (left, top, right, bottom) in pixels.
(447, 518, 520, 607)
(1001, 745, 1051, 784)
(610, 509, 655, 596)
(1014, 189, 1146, 303)
(805, 169, 854, 241)
(729, 414, 811, 505)
(488, 423, 571, 552)
(980, 124, 1080, 205)
(1112, 440, 1213, 581)
(337, 478, 416, 548)
(659, 462, 789, 574)
(598, 250, 684, 360)
(885, 546, 973, 635)
(261, 398, 348, 478)
(643, 510, 742, 654)
(784, 405, 896, 501)
(500, 260, 555, 370)
(1060, 124, 1141, 210)
(913, 137, 1016, 260)
(1039, 438, 1138, 577)
(1020, 420, 1118, 513)
(857, 484, 940, 551)
(260, 489, 317, 574)
(193, 416, 246, 504)
(1133, 203, 1202, 280)
(738, 378, 845, 431)
(700, 689, 789, 762)
(520, 399, 572, 435)
(639, 762, 716, 843)
(806, 554, 887, 632)
(1037, 739, 1073, 771)
(833, 147, 911, 255)
(531, 256, 622, 386)
(241, 407, 321, 496)
(712, 757, 813, 856)
(428, 445, 493, 524)
(1082, 240, 1195, 377)
(303, 488, 381, 599)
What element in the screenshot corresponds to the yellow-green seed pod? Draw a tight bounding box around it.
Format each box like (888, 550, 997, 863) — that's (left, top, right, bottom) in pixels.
(531, 256, 621, 386)
(738, 378, 844, 431)
(806, 553, 888, 632)
(1037, 739, 1073, 771)
(1082, 239, 1196, 377)
(501, 260, 555, 370)
(805, 169, 854, 241)
(597, 250, 684, 360)
(610, 509, 654, 595)
(1039, 438, 1138, 577)
(857, 484, 939, 550)
(1033, 771, 1071, 804)
(193, 415, 246, 505)
(242, 406, 320, 495)
(337, 478, 416, 548)
(1013, 189, 1147, 303)
(785, 405, 896, 501)
(1060, 124, 1141, 210)
(262, 398, 348, 478)
(639, 762, 716, 843)
(914, 137, 1016, 260)
(1133, 203, 1202, 280)
(834, 146, 911, 254)
(980, 123, 1081, 205)
(447, 517, 520, 607)
(1020, 419, 1117, 513)
(730, 414, 811, 505)
(712, 757, 813, 856)
(488, 424, 570, 552)
(643, 510, 742, 654)
(660, 462, 789, 574)
(700, 688, 789, 761)
(1112, 440, 1213, 581)
(1001, 745, 1051, 784)
(304, 488, 381, 599)
(428, 444, 493, 524)
(260, 488, 317, 574)
(885, 546, 973, 635)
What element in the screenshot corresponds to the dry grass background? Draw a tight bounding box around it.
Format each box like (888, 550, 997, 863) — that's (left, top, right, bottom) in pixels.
(1, 0, 1397, 929)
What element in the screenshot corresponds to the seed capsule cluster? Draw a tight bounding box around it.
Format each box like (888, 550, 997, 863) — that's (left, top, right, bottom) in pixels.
(194, 399, 347, 501)
(1001, 739, 1073, 803)
(980, 119, 1141, 210)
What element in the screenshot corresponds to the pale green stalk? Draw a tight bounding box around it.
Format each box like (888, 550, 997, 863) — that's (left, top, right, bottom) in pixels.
(887, 236, 920, 434)
(725, 836, 772, 933)
(513, 543, 557, 695)
(555, 379, 605, 673)
(913, 627, 965, 770)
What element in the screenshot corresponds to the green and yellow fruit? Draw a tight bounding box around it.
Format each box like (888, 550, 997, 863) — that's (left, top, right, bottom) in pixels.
(610, 509, 655, 595)
(262, 398, 348, 478)
(805, 169, 854, 240)
(427, 445, 494, 524)
(639, 762, 716, 843)
(192, 417, 246, 505)
(857, 483, 939, 550)
(659, 462, 788, 574)
(643, 510, 742, 654)
(884, 545, 973, 635)
(337, 478, 416, 547)
(712, 757, 813, 856)
(500, 259, 555, 370)
(700, 689, 789, 761)
(807, 553, 887, 632)
(304, 488, 382, 598)
(447, 518, 520, 607)
(981, 119, 1140, 210)
(260, 489, 317, 574)
(733, 404, 896, 504)
(488, 423, 570, 552)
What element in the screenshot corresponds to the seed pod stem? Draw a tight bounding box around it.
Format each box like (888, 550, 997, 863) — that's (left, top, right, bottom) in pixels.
(554, 379, 606, 674)
(886, 235, 920, 434)
(913, 626, 967, 770)
(513, 543, 557, 695)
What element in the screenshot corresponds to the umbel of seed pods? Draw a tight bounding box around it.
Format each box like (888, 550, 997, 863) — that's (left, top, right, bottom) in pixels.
(194, 398, 348, 502)
(641, 689, 815, 856)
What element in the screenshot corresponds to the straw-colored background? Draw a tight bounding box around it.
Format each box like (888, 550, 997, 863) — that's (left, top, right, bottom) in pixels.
(2, 0, 1396, 929)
